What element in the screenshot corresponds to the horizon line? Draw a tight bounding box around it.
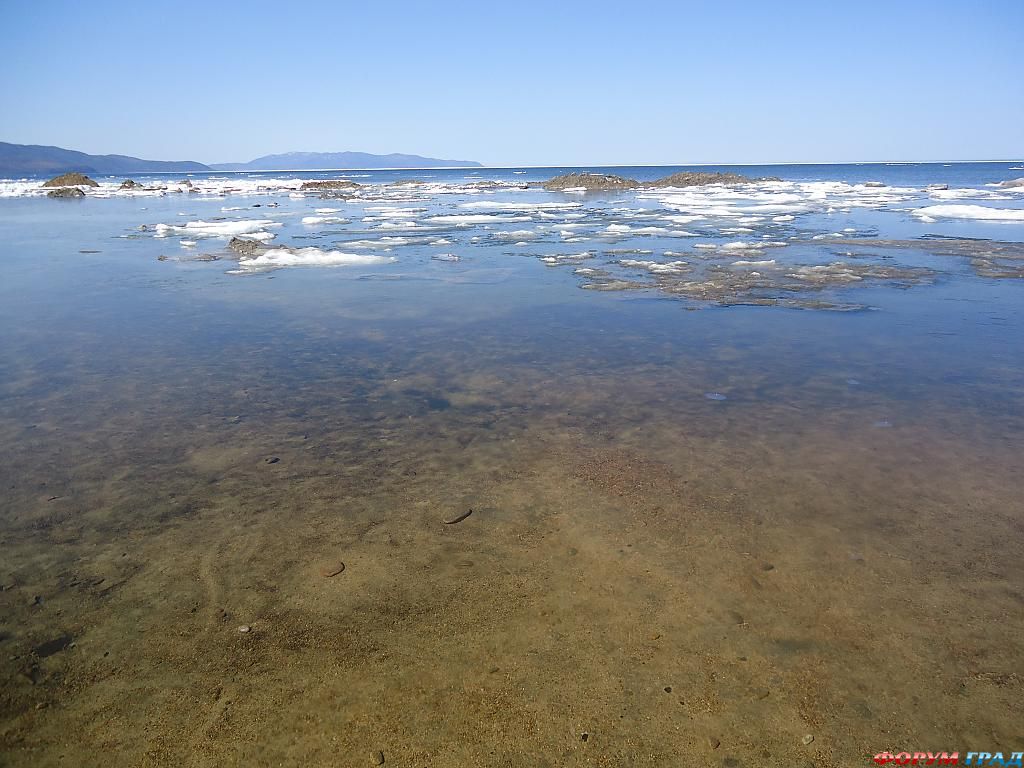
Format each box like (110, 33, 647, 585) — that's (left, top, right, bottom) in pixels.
(117, 158, 1024, 175)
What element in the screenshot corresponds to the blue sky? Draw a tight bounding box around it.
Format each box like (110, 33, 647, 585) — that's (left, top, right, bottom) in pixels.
(1, 0, 1021, 166)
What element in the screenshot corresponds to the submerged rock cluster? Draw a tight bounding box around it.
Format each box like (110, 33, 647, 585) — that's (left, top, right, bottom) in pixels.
(571, 247, 935, 310)
(830, 237, 1024, 280)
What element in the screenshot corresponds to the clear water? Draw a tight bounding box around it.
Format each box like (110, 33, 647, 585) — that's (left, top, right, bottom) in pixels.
(1, 162, 1022, 766)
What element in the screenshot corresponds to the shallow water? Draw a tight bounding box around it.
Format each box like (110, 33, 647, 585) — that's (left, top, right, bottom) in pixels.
(1, 163, 1023, 766)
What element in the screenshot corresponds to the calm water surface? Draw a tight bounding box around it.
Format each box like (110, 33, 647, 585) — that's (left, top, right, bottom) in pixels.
(1, 163, 1023, 766)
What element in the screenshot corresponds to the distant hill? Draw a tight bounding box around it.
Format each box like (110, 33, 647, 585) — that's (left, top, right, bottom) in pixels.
(211, 151, 482, 171)
(0, 142, 210, 177)
(0, 142, 483, 178)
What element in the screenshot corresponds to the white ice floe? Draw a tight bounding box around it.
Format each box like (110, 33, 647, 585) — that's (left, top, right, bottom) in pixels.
(912, 204, 1024, 222)
(154, 219, 282, 238)
(732, 259, 777, 267)
(236, 248, 396, 270)
(301, 215, 349, 225)
(494, 230, 540, 240)
(619, 259, 689, 274)
(459, 201, 580, 210)
(539, 252, 593, 265)
(424, 214, 532, 224)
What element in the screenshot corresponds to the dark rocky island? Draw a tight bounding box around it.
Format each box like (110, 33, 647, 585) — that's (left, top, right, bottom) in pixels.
(542, 173, 640, 191)
(42, 172, 99, 188)
(649, 171, 780, 186)
(542, 170, 779, 191)
(299, 179, 363, 191)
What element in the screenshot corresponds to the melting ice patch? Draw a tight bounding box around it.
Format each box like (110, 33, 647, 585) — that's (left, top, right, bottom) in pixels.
(154, 219, 282, 238)
(425, 214, 533, 224)
(913, 205, 1024, 222)
(236, 248, 396, 271)
(459, 201, 581, 211)
(302, 215, 349, 225)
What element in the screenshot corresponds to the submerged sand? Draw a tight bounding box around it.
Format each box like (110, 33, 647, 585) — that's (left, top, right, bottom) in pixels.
(1, 337, 1022, 767)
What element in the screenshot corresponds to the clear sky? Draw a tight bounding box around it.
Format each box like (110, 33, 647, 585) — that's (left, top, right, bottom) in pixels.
(1, 0, 1021, 166)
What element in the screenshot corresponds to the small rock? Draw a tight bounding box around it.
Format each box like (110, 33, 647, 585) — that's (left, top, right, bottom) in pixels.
(237, 625, 251, 634)
(119, 179, 140, 190)
(321, 562, 346, 577)
(35, 702, 48, 710)
(760, 563, 775, 571)
(704, 392, 727, 401)
(265, 457, 280, 464)
(47, 187, 85, 199)
(581, 732, 589, 742)
(663, 686, 672, 693)
(801, 734, 814, 745)
(707, 736, 721, 749)
(371, 750, 385, 765)
(228, 237, 263, 256)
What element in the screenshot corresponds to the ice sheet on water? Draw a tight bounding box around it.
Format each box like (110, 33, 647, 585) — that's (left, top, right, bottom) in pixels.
(235, 248, 396, 271)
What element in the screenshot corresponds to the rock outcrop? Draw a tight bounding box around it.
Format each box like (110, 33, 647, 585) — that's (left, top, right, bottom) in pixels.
(42, 172, 99, 188)
(227, 237, 264, 256)
(299, 179, 362, 191)
(119, 179, 140, 189)
(47, 187, 86, 198)
(542, 173, 640, 191)
(648, 171, 779, 187)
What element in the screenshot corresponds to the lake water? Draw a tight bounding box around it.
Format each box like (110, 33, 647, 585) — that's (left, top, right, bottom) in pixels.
(1, 162, 1023, 766)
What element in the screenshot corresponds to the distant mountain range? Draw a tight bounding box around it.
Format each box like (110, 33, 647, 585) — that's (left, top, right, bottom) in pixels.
(0, 142, 208, 176)
(0, 142, 482, 177)
(210, 151, 482, 171)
